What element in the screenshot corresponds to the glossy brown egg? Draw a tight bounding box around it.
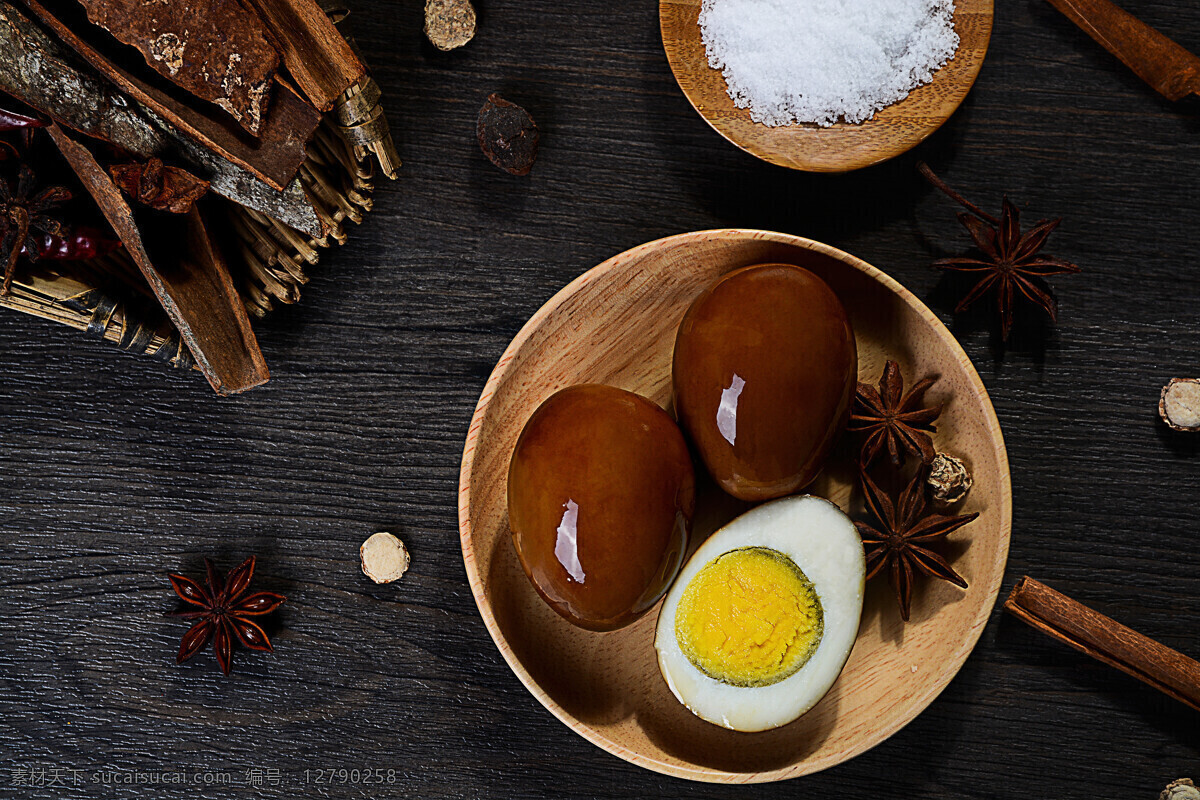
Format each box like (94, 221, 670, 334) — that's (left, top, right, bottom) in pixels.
(507, 385, 695, 631)
(673, 263, 856, 501)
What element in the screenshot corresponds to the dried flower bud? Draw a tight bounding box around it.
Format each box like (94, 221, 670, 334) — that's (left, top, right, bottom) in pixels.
(1160, 779, 1200, 800)
(1160, 378, 1200, 432)
(425, 0, 476, 51)
(360, 532, 410, 584)
(477, 94, 540, 176)
(927, 453, 972, 504)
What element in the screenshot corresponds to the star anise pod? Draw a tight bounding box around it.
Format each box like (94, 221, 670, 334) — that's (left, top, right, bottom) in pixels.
(855, 467, 978, 621)
(848, 360, 942, 468)
(167, 556, 286, 675)
(0, 162, 71, 295)
(918, 161, 1080, 341)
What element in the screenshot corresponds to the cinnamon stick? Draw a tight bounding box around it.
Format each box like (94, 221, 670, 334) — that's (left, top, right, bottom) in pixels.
(1005, 576, 1200, 712)
(20, 0, 320, 191)
(241, 0, 365, 112)
(47, 124, 269, 394)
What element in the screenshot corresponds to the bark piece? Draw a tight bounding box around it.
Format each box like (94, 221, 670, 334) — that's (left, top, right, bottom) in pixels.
(75, 0, 280, 135)
(477, 94, 539, 176)
(0, 3, 322, 234)
(242, 0, 364, 112)
(21, 0, 320, 190)
(48, 124, 269, 394)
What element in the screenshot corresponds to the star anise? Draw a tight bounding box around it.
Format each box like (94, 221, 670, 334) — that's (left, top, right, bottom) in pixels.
(167, 556, 286, 675)
(0, 162, 71, 295)
(918, 161, 1080, 341)
(848, 360, 942, 468)
(855, 467, 978, 621)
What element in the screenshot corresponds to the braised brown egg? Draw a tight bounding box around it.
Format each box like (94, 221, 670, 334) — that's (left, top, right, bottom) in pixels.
(507, 385, 696, 631)
(673, 264, 856, 501)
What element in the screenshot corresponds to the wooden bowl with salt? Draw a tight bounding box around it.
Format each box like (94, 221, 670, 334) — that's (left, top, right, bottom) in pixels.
(659, 0, 994, 172)
(458, 230, 1012, 782)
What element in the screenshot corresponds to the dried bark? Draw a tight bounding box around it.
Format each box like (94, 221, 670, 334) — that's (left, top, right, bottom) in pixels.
(48, 123, 269, 394)
(242, 0, 364, 112)
(20, 0, 321, 191)
(0, 2, 322, 234)
(75, 0, 280, 135)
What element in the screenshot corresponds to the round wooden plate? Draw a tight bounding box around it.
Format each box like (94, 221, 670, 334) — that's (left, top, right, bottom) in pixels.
(659, 0, 994, 172)
(458, 230, 1011, 782)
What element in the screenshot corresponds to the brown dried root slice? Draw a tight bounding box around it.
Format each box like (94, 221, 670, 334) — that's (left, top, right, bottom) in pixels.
(927, 453, 973, 504)
(360, 532, 410, 584)
(75, 0, 281, 136)
(425, 0, 476, 51)
(1160, 378, 1200, 432)
(477, 94, 539, 176)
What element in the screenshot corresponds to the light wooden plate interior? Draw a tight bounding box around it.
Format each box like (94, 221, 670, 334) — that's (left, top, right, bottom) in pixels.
(659, 0, 994, 172)
(458, 230, 1011, 782)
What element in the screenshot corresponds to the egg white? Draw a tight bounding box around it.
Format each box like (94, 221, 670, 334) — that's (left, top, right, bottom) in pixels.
(654, 495, 865, 732)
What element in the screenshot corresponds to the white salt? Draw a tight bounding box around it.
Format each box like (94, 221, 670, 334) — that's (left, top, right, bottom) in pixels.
(698, 0, 960, 127)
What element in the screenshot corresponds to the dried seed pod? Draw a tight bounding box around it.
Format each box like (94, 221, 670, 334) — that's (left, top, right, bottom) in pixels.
(1161, 780, 1200, 800)
(1160, 379, 1200, 432)
(477, 94, 539, 176)
(360, 532, 410, 584)
(927, 453, 973, 505)
(425, 0, 476, 51)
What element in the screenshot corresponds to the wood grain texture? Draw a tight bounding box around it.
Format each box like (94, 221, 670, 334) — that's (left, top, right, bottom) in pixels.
(2, 0, 1200, 797)
(660, 0, 993, 172)
(459, 230, 1012, 781)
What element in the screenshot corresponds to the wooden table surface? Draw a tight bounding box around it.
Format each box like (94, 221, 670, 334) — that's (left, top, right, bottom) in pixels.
(2, 0, 1199, 797)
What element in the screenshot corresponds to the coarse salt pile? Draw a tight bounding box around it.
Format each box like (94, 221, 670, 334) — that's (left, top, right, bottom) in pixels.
(699, 0, 960, 127)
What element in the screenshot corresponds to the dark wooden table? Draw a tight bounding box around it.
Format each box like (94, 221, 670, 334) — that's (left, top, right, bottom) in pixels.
(2, 0, 1200, 797)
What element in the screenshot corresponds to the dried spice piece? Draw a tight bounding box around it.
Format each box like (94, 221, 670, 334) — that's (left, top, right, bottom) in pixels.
(1160, 378, 1200, 432)
(477, 94, 540, 176)
(0, 104, 45, 132)
(360, 531, 410, 584)
(0, 163, 71, 295)
(848, 360, 942, 467)
(75, 0, 281, 135)
(50, 124, 269, 394)
(1161, 780, 1200, 800)
(927, 452, 973, 504)
(21, 0, 319, 192)
(0, 4, 321, 234)
(24, 226, 121, 260)
(167, 556, 286, 675)
(918, 162, 1081, 341)
(856, 467, 978, 621)
(244, 0, 366, 111)
(425, 0, 476, 51)
(109, 158, 209, 214)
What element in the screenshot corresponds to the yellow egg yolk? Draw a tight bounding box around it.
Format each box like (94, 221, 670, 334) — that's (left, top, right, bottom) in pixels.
(674, 547, 823, 687)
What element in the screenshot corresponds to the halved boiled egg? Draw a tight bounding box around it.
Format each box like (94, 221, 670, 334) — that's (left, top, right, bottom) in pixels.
(654, 495, 865, 732)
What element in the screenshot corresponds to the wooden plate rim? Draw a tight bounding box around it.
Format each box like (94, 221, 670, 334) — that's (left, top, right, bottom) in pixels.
(657, 0, 996, 172)
(457, 229, 1012, 783)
